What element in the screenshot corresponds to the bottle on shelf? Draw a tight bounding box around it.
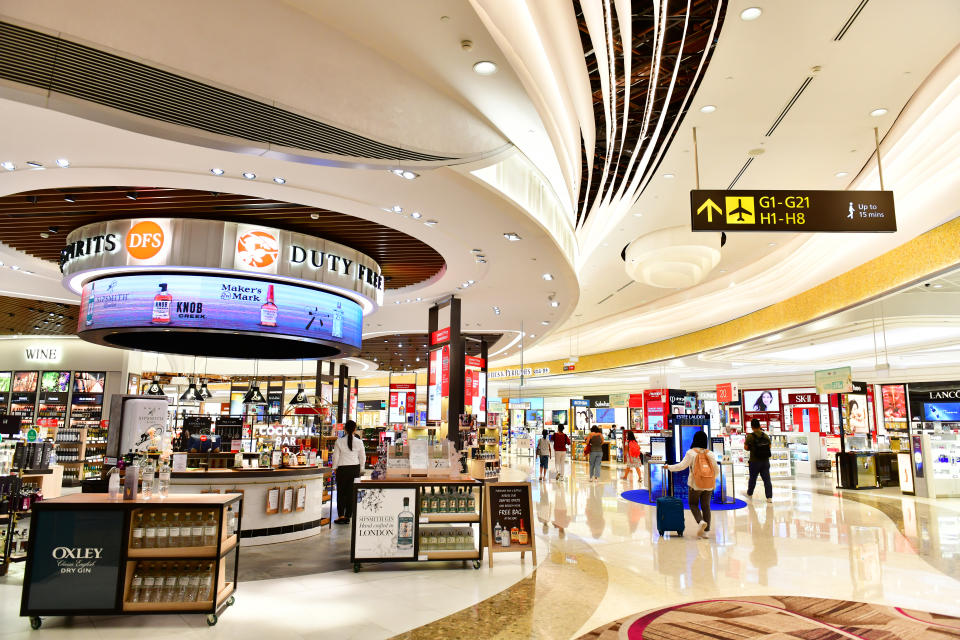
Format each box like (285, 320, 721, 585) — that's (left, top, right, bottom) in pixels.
(162, 563, 178, 602)
(141, 460, 155, 499)
(203, 511, 217, 546)
(420, 487, 430, 514)
(129, 568, 143, 603)
(457, 488, 467, 512)
(187, 564, 201, 601)
(140, 564, 157, 603)
(429, 486, 439, 513)
(144, 512, 158, 548)
(198, 563, 213, 601)
(157, 459, 171, 497)
(156, 512, 169, 548)
(176, 564, 191, 602)
(493, 521, 502, 545)
(437, 487, 447, 513)
(518, 519, 529, 545)
(466, 488, 476, 513)
(510, 522, 519, 544)
(168, 511, 181, 548)
(191, 512, 204, 547)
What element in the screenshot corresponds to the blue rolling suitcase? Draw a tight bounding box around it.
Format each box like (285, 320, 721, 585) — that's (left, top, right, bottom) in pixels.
(656, 468, 684, 536)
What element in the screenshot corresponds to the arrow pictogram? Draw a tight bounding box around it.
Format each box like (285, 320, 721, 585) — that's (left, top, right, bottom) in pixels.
(697, 198, 722, 222)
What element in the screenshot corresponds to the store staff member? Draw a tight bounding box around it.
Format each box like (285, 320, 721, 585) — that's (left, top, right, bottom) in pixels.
(333, 420, 365, 524)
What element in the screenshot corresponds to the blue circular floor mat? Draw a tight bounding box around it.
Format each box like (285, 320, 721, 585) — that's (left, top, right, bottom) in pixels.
(620, 489, 747, 511)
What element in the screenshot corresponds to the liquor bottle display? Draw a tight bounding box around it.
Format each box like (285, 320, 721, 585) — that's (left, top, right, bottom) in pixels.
(259, 285, 278, 327)
(152, 283, 172, 324)
(129, 509, 223, 549)
(418, 486, 477, 515)
(126, 562, 215, 603)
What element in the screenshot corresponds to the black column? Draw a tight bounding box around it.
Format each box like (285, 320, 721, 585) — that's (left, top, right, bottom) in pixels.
(337, 364, 348, 424)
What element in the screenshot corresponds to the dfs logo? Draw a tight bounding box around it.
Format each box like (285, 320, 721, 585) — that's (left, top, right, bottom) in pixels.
(237, 230, 279, 269)
(126, 221, 165, 260)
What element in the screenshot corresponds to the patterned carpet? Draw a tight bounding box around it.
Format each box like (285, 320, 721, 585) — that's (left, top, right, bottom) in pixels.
(578, 596, 960, 639)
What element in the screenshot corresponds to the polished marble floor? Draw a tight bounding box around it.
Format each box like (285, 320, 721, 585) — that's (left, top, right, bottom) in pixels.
(2, 455, 958, 639)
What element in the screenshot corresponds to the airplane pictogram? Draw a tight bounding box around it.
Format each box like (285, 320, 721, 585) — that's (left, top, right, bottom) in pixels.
(725, 196, 755, 224)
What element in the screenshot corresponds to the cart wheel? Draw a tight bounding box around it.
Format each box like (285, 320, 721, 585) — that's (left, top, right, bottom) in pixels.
(227, 596, 235, 606)
(29, 617, 41, 630)
(473, 560, 481, 570)
(353, 562, 361, 573)
(206, 614, 218, 626)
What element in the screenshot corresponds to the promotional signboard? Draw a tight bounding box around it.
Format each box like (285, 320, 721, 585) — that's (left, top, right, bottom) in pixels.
(389, 384, 416, 424)
(716, 382, 738, 404)
(24, 509, 126, 611)
(431, 327, 450, 345)
(690, 189, 896, 232)
(743, 389, 780, 413)
(79, 273, 362, 348)
(351, 485, 418, 561)
(119, 397, 169, 454)
(483, 482, 536, 567)
(815, 366, 854, 394)
(73, 371, 106, 394)
(427, 348, 442, 421)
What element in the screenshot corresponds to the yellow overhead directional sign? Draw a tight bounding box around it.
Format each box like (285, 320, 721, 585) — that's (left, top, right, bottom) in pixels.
(725, 196, 755, 224)
(696, 198, 722, 222)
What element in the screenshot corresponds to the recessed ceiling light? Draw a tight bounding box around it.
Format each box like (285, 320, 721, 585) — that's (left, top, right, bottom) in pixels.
(26, 161, 43, 168)
(242, 171, 256, 179)
(125, 191, 137, 200)
(477, 258, 487, 263)
(768, 242, 777, 247)
(870, 108, 888, 117)
(394, 300, 400, 304)
(719, 269, 728, 273)
(541, 321, 550, 326)
(55, 158, 70, 168)
(633, 212, 643, 217)
(467, 280, 475, 285)
(1, 161, 14, 171)
(272, 177, 286, 184)
(662, 173, 675, 179)
(310, 213, 319, 220)
(542, 273, 553, 281)
(401, 170, 418, 180)
(39, 232, 49, 239)
(210, 168, 225, 176)
(416, 297, 422, 301)
(529, 334, 535, 338)
(471, 248, 483, 254)
(700, 105, 717, 113)
(410, 212, 422, 219)
(740, 7, 762, 20)
(932, 284, 944, 289)
(424, 220, 438, 226)
(503, 232, 521, 241)
(63, 195, 75, 203)
(550, 301, 559, 308)
(11, 265, 21, 271)
(473, 61, 497, 75)
(835, 171, 849, 178)
(390, 205, 403, 213)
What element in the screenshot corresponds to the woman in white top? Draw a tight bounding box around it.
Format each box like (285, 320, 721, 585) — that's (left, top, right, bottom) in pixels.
(333, 420, 365, 524)
(666, 431, 720, 538)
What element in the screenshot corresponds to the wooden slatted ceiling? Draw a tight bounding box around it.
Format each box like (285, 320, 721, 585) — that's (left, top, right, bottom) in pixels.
(0, 294, 77, 336)
(0, 186, 444, 289)
(360, 333, 502, 373)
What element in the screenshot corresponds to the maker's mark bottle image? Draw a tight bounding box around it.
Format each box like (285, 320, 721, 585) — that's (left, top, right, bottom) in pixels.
(260, 284, 278, 327)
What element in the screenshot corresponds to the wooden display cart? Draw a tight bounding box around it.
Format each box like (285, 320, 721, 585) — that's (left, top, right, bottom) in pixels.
(20, 493, 241, 629)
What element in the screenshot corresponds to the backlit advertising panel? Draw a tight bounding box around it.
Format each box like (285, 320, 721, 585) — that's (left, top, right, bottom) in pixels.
(78, 273, 362, 347)
(428, 348, 442, 421)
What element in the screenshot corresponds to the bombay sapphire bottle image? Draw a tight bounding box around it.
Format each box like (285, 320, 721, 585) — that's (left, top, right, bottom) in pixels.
(332, 301, 343, 338)
(397, 497, 414, 550)
(85, 282, 96, 326)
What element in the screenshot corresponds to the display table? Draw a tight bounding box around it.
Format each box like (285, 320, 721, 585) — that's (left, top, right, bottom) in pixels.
(20, 493, 241, 629)
(835, 452, 879, 489)
(169, 467, 331, 546)
(350, 476, 483, 571)
(19, 466, 63, 500)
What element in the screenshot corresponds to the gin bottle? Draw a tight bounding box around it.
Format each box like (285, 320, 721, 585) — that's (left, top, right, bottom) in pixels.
(144, 513, 157, 548)
(168, 511, 181, 548)
(156, 512, 169, 548)
(162, 563, 178, 602)
(191, 512, 204, 546)
(129, 569, 143, 602)
(131, 512, 145, 549)
(397, 497, 414, 549)
(203, 511, 217, 546)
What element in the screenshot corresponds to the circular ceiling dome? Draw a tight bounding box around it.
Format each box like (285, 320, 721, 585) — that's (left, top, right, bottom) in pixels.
(624, 226, 721, 289)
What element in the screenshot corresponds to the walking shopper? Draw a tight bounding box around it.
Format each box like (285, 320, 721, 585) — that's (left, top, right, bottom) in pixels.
(745, 418, 774, 501)
(332, 419, 365, 524)
(552, 424, 570, 481)
(587, 426, 604, 481)
(537, 428, 551, 481)
(666, 430, 719, 538)
(621, 431, 643, 484)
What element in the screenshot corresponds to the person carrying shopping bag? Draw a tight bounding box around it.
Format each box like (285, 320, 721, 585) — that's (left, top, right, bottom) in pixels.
(552, 425, 570, 481)
(586, 426, 604, 482)
(666, 430, 719, 538)
(621, 431, 643, 484)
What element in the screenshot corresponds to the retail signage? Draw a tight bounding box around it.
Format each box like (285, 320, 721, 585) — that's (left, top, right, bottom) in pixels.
(464, 369, 473, 407)
(486, 483, 532, 547)
(23, 509, 126, 611)
(11, 392, 35, 404)
(74, 371, 106, 394)
(716, 382, 738, 404)
(465, 355, 485, 369)
(815, 367, 853, 394)
(24, 346, 62, 363)
(563, 362, 576, 372)
(389, 384, 416, 424)
(40, 371, 70, 393)
(79, 273, 362, 348)
(427, 348, 442, 421)
(509, 402, 532, 410)
(39, 392, 67, 404)
(441, 345, 450, 396)
(431, 327, 450, 345)
(668, 389, 687, 406)
(690, 189, 896, 232)
(488, 366, 552, 379)
(351, 485, 418, 561)
(788, 393, 820, 405)
(609, 393, 629, 408)
(585, 395, 610, 408)
(61, 219, 384, 307)
(570, 399, 589, 408)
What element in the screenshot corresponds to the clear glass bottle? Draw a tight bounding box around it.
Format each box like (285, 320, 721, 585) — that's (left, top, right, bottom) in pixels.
(163, 563, 178, 602)
(131, 512, 145, 549)
(437, 486, 447, 513)
(466, 488, 476, 513)
(140, 459, 155, 499)
(420, 487, 430, 514)
(157, 459, 171, 497)
(141, 564, 156, 603)
(144, 512, 157, 549)
(198, 563, 213, 601)
(428, 486, 438, 512)
(203, 511, 217, 546)
(156, 512, 169, 548)
(168, 511, 181, 548)
(129, 569, 143, 602)
(186, 564, 200, 601)
(176, 565, 190, 602)
(191, 512, 204, 547)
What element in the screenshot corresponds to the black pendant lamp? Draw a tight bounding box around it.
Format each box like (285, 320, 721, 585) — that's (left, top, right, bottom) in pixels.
(288, 383, 309, 407)
(198, 379, 212, 399)
(145, 376, 165, 395)
(179, 378, 204, 403)
(243, 382, 267, 405)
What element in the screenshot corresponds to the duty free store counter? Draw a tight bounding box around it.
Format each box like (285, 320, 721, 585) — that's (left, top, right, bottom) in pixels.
(168, 467, 332, 545)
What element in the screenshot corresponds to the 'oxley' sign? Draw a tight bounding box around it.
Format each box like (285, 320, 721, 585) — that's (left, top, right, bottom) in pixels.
(61, 219, 384, 308)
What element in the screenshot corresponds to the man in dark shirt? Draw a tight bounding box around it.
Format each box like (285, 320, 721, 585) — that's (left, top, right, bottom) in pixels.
(744, 418, 773, 500)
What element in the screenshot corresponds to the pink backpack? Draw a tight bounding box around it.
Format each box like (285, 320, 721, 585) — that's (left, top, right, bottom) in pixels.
(690, 450, 716, 489)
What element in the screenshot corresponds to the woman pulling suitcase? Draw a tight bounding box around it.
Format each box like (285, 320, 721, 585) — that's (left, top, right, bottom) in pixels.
(666, 431, 720, 538)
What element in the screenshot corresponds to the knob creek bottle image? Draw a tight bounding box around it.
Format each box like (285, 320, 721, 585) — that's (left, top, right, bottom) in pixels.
(152, 283, 172, 324)
(260, 284, 278, 327)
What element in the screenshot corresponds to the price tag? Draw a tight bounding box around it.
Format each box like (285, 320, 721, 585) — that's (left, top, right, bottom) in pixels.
(172, 453, 187, 472)
(387, 457, 410, 469)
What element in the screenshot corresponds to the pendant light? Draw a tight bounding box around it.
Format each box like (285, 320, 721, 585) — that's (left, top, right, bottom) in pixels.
(179, 379, 204, 403)
(243, 360, 267, 405)
(146, 376, 165, 395)
(288, 359, 310, 407)
(198, 357, 212, 399)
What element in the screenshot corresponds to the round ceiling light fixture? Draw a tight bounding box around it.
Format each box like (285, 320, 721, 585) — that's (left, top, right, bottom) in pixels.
(624, 226, 721, 289)
(740, 7, 762, 21)
(242, 172, 256, 180)
(870, 108, 888, 117)
(473, 61, 498, 75)
(700, 105, 717, 113)
(210, 168, 225, 176)
(835, 171, 849, 178)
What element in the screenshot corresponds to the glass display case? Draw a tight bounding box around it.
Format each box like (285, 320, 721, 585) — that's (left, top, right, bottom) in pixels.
(922, 434, 960, 498)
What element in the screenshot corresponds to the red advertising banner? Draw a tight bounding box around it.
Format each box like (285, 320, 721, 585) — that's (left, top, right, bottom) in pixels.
(465, 355, 485, 369)
(390, 383, 416, 390)
(628, 394, 644, 408)
(563, 363, 576, 372)
(389, 392, 399, 408)
(788, 393, 819, 405)
(431, 327, 450, 345)
(465, 369, 473, 406)
(406, 392, 416, 412)
(716, 383, 737, 404)
(441, 345, 450, 396)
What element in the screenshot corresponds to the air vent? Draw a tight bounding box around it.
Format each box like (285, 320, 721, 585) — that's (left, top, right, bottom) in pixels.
(727, 157, 754, 189)
(835, 0, 871, 41)
(765, 77, 814, 137)
(0, 21, 454, 163)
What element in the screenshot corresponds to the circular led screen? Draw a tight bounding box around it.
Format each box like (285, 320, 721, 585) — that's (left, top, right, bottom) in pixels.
(77, 273, 362, 359)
